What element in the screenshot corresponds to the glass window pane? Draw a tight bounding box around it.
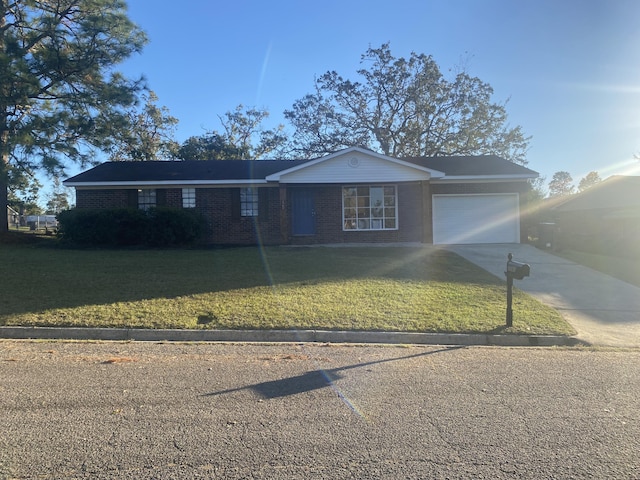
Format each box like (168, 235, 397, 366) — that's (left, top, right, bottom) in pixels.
(182, 188, 196, 208)
(370, 187, 384, 208)
(343, 187, 356, 197)
(241, 187, 258, 217)
(138, 189, 156, 211)
(357, 197, 369, 207)
(343, 184, 397, 231)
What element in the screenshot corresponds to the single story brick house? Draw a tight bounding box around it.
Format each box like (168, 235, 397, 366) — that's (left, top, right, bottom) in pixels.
(63, 147, 538, 245)
(551, 175, 640, 255)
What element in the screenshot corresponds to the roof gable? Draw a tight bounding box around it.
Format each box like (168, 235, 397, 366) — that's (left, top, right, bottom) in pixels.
(265, 147, 444, 183)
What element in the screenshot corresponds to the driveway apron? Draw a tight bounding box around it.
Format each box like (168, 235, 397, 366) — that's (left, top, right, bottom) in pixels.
(446, 244, 640, 348)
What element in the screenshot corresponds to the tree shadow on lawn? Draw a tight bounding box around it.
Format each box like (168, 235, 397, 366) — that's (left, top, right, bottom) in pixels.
(0, 244, 503, 318)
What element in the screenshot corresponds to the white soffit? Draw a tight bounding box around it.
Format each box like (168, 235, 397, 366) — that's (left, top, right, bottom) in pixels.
(267, 147, 443, 184)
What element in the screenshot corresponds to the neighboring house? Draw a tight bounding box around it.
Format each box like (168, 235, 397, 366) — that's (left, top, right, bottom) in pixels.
(63, 147, 538, 246)
(551, 175, 640, 255)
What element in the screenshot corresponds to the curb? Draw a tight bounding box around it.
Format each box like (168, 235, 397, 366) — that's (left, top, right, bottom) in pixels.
(0, 326, 586, 347)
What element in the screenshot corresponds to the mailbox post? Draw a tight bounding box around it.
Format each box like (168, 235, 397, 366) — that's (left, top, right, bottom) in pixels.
(504, 253, 530, 327)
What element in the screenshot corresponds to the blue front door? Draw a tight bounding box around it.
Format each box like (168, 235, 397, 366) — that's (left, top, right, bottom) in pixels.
(291, 189, 316, 235)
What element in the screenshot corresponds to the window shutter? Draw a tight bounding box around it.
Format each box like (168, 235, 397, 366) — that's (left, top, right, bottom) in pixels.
(156, 189, 167, 206)
(258, 188, 270, 221)
(231, 189, 241, 219)
(127, 189, 138, 208)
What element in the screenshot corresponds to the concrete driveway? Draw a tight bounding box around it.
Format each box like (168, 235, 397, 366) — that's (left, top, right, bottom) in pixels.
(447, 244, 640, 348)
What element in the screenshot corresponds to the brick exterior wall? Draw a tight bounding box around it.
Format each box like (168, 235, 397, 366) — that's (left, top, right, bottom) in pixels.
(75, 187, 282, 245)
(74, 180, 530, 245)
(431, 182, 529, 195)
(196, 187, 281, 245)
(286, 183, 425, 245)
(76, 189, 136, 209)
(164, 189, 182, 208)
(75, 188, 186, 209)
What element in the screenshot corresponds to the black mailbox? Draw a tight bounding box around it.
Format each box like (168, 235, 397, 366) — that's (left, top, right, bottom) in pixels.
(504, 253, 531, 327)
(506, 259, 530, 280)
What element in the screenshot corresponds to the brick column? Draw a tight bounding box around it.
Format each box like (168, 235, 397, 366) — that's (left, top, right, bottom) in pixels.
(279, 185, 289, 244)
(422, 181, 433, 243)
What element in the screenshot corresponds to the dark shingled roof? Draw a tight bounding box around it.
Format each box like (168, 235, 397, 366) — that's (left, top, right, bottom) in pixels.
(403, 155, 538, 177)
(64, 154, 537, 185)
(64, 159, 313, 184)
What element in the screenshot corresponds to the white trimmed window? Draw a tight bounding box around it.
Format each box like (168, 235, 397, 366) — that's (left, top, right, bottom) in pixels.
(182, 188, 196, 208)
(138, 189, 156, 210)
(343, 185, 397, 231)
(240, 187, 259, 217)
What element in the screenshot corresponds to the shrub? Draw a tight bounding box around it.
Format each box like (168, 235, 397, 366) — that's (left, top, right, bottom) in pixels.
(57, 208, 204, 247)
(146, 207, 204, 246)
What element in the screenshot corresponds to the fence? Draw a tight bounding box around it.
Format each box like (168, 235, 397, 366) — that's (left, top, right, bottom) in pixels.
(25, 215, 58, 230)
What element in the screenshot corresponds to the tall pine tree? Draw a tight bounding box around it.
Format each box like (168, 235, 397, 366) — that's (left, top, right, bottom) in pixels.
(0, 0, 147, 231)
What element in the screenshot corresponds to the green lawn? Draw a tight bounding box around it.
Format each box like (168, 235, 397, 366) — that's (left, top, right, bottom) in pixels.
(553, 249, 640, 287)
(0, 235, 573, 335)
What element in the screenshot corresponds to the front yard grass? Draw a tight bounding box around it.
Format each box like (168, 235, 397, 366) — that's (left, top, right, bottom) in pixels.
(553, 249, 640, 287)
(0, 239, 574, 335)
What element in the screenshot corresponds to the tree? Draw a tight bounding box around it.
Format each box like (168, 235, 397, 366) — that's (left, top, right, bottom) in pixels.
(8, 166, 43, 216)
(45, 177, 70, 214)
(285, 43, 530, 163)
(0, 0, 148, 231)
(177, 132, 247, 161)
(107, 91, 179, 161)
(527, 176, 547, 203)
(548, 171, 574, 197)
(221, 105, 288, 159)
(577, 171, 601, 192)
(177, 105, 288, 160)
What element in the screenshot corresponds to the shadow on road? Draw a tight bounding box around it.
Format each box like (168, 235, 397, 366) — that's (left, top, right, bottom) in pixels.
(203, 346, 466, 400)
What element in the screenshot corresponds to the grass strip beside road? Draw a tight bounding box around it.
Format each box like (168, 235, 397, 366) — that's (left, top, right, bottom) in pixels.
(0, 242, 573, 335)
(552, 249, 640, 287)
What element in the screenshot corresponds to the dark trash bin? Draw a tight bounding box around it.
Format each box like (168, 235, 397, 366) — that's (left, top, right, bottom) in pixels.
(538, 222, 556, 249)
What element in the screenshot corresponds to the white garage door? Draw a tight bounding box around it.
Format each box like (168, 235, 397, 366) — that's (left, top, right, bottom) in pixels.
(432, 194, 520, 244)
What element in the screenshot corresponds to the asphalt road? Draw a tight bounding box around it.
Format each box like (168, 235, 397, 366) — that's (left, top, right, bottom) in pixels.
(1, 341, 639, 479)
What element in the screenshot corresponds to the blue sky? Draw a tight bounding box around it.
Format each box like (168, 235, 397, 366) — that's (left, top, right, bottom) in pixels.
(114, 0, 640, 190)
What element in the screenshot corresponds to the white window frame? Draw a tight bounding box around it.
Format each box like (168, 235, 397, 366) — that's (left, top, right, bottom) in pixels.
(182, 188, 196, 208)
(342, 185, 398, 231)
(138, 189, 156, 211)
(240, 187, 259, 217)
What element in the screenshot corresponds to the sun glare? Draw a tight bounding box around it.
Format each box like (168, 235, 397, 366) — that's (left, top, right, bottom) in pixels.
(586, 156, 640, 180)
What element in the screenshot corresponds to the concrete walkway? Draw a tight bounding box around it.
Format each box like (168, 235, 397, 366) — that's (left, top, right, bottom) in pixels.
(447, 244, 640, 348)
